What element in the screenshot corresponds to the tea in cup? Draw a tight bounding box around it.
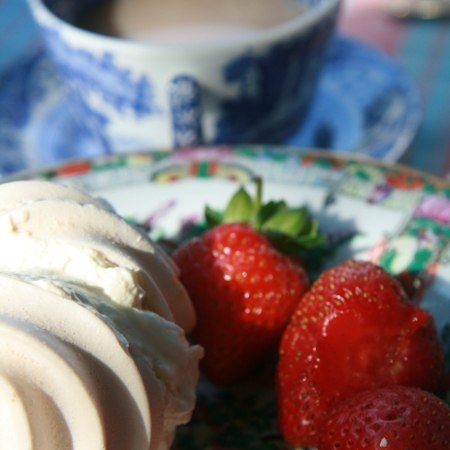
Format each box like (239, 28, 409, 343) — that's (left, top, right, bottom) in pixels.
(78, 0, 308, 44)
(28, 0, 341, 153)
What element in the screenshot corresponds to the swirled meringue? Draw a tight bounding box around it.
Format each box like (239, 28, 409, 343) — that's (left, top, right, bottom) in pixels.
(0, 180, 203, 450)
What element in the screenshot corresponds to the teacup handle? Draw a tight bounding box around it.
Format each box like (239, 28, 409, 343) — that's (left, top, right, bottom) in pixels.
(169, 75, 203, 148)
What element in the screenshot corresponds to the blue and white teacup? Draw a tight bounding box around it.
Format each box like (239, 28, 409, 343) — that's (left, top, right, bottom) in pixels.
(28, 0, 341, 153)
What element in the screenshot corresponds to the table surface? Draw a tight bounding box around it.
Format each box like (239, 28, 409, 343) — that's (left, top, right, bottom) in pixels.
(1, 0, 450, 177)
(340, 0, 450, 177)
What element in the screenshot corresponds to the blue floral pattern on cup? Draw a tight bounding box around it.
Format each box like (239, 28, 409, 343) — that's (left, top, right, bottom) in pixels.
(169, 75, 203, 147)
(215, 15, 336, 143)
(43, 28, 161, 118)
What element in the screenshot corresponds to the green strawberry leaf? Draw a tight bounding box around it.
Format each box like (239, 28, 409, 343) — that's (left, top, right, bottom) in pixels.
(261, 207, 310, 237)
(255, 200, 287, 230)
(266, 227, 326, 255)
(205, 205, 224, 228)
(223, 187, 254, 223)
(203, 179, 330, 256)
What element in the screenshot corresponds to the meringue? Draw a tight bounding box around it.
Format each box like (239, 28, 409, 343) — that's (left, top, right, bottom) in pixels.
(0, 180, 202, 450)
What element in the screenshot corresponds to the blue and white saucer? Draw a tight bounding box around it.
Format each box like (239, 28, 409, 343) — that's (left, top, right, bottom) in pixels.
(0, 34, 422, 176)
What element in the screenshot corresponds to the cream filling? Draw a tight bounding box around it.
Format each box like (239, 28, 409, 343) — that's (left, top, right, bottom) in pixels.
(0, 199, 196, 333)
(0, 235, 146, 309)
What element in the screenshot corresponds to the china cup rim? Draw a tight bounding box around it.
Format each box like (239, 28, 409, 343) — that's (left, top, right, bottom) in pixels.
(27, 0, 341, 54)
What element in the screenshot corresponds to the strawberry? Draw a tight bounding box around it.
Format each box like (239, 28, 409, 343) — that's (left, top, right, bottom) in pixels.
(319, 385, 450, 450)
(276, 259, 445, 448)
(173, 180, 324, 385)
(174, 222, 309, 384)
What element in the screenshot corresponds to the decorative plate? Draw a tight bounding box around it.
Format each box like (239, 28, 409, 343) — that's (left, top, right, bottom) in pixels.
(9, 145, 450, 448)
(0, 34, 421, 176)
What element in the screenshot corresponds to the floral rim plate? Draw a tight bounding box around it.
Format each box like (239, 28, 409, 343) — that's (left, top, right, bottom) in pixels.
(7, 145, 449, 448)
(0, 34, 421, 176)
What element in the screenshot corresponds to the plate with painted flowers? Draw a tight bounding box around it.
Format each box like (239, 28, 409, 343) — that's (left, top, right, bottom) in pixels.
(9, 145, 450, 449)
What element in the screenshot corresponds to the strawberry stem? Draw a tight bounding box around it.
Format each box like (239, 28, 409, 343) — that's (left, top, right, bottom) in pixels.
(251, 176, 263, 230)
(254, 176, 263, 214)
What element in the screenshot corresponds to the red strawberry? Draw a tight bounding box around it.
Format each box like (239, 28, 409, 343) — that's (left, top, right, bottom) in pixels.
(173, 181, 327, 385)
(276, 259, 445, 448)
(319, 385, 450, 450)
(174, 222, 309, 384)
